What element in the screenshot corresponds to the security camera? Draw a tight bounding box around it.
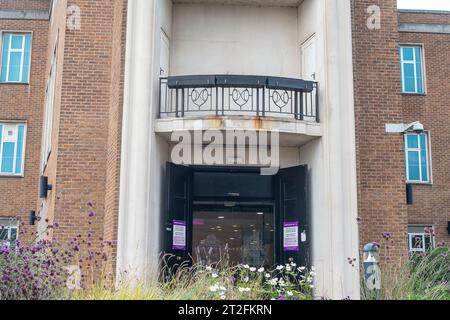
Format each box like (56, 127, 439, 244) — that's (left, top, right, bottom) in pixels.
(404, 121, 424, 133)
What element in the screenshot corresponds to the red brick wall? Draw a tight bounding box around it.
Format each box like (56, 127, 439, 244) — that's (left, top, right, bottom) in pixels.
(36, 0, 67, 241)
(102, 0, 127, 279)
(39, 0, 127, 281)
(352, 0, 409, 263)
(399, 12, 450, 246)
(1, 0, 51, 11)
(399, 11, 450, 25)
(0, 14, 49, 239)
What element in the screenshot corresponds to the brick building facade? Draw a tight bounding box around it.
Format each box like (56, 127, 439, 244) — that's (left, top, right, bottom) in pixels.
(0, 0, 448, 298)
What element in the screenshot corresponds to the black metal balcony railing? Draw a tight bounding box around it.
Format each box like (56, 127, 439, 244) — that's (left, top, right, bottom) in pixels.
(159, 75, 319, 123)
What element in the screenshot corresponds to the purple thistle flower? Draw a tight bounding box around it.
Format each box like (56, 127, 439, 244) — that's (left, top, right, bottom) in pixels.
(382, 232, 392, 240)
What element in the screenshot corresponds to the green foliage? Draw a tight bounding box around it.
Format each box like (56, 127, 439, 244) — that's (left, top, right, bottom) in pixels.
(362, 247, 450, 300)
(75, 261, 315, 301)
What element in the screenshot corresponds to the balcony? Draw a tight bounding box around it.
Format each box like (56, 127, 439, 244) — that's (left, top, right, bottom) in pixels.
(159, 75, 319, 122)
(156, 75, 321, 147)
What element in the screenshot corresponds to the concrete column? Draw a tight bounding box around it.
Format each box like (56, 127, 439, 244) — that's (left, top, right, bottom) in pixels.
(322, 0, 360, 299)
(116, 0, 156, 286)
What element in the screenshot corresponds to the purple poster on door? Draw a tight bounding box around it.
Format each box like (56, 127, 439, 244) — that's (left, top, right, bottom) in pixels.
(173, 220, 186, 250)
(283, 221, 299, 252)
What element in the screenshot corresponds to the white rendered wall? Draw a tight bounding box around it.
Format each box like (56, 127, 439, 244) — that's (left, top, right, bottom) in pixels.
(171, 3, 300, 77)
(118, 0, 360, 299)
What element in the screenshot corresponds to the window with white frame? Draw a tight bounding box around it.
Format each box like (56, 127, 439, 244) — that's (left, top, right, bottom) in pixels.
(41, 47, 58, 171)
(405, 132, 431, 183)
(408, 225, 435, 253)
(0, 123, 26, 176)
(0, 217, 18, 248)
(400, 45, 425, 94)
(1, 33, 32, 83)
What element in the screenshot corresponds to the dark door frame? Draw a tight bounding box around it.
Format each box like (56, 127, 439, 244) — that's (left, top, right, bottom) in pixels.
(164, 163, 310, 269)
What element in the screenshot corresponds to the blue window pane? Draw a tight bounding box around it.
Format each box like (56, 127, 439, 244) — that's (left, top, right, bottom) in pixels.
(403, 64, 416, 92)
(15, 125, 24, 174)
(1, 142, 15, 173)
(10, 228, 17, 241)
(1, 35, 10, 82)
(421, 163, 428, 182)
(22, 35, 31, 83)
(415, 48, 423, 94)
(10, 35, 23, 50)
(407, 135, 419, 148)
(0, 229, 7, 241)
(408, 151, 420, 181)
(420, 134, 428, 181)
(402, 47, 414, 61)
(8, 52, 22, 82)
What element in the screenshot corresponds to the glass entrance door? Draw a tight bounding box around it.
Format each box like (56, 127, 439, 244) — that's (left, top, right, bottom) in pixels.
(192, 203, 275, 268)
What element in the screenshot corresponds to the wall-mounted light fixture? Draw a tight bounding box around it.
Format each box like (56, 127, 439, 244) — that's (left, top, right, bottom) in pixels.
(39, 176, 53, 199)
(385, 121, 424, 134)
(406, 184, 414, 205)
(28, 210, 37, 225)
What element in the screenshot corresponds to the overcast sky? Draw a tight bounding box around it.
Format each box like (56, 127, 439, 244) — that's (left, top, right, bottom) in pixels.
(397, 0, 450, 11)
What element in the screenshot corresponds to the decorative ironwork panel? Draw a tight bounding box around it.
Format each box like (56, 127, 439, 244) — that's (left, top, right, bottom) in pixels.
(159, 76, 319, 123)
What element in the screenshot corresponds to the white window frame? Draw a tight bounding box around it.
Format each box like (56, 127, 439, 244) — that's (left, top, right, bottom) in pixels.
(41, 45, 58, 172)
(408, 225, 435, 253)
(404, 132, 431, 184)
(0, 121, 27, 177)
(400, 45, 426, 94)
(0, 32, 33, 84)
(50, 0, 58, 25)
(0, 218, 19, 247)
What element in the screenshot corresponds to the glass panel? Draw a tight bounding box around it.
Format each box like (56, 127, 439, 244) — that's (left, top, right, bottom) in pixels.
(420, 134, 428, 182)
(10, 228, 17, 241)
(407, 135, 419, 148)
(402, 47, 414, 61)
(424, 234, 433, 251)
(0, 228, 8, 241)
(15, 125, 24, 174)
(22, 35, 31, 83)
(410, 234, 424, 250)
(8, 51, 22, 82)
(10, 35, 23, 50)
(408, 151, 420, 181)
(415, 48, 423, 94)
(403, 64, 416, 92)
(1, 35, 10, 82)
(193, 204, 274, 267)
(1, 142, 15, 173)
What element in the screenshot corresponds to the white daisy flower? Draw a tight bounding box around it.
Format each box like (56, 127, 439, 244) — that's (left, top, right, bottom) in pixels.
(258, 267, 265, 273)
(209, 285, 218, 292)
